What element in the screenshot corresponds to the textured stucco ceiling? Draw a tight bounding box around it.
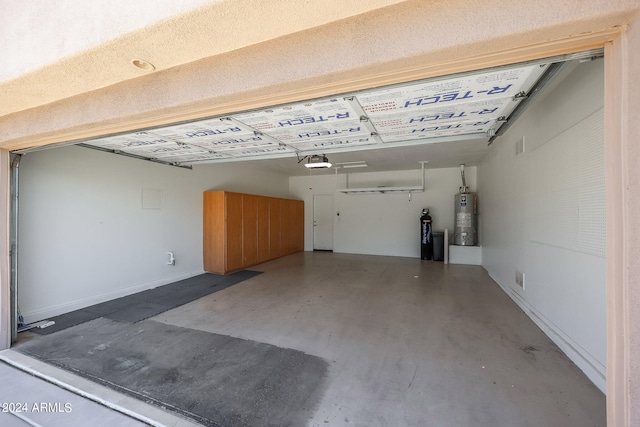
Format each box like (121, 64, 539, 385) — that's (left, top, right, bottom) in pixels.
(0, 0, 407, 117)
(0, 0, 215, 82)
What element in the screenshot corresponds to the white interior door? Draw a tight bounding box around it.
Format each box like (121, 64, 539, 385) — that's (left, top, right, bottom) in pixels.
(313, 194, 333, 251)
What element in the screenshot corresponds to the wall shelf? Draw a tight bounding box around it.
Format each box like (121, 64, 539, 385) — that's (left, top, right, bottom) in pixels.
(336, 161, 427, 195)
(336, 185, 424, 194)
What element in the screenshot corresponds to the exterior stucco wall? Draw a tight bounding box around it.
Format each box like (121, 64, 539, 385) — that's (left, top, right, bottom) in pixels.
(2, 2, 640, 426)
(624, 15, 640, 427)
(1, 0, 637, 150)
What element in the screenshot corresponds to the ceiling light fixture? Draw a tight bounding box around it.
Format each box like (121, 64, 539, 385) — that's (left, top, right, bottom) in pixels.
(336, 161, 368, 169)
(303, 154, 332, 169)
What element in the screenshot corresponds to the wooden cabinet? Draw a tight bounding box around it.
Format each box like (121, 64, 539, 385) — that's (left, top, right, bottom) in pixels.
(242, 194, 258, 267)
(257, 196, 270, 264)
(268, 197, 281, 259)
(203, 191, 304, 274)
(225, 192, 244, 272)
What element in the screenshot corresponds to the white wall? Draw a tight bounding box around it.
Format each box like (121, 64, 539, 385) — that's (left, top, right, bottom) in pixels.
(290, 166, 476, 257)
(479, 59, 606, 391)
(18, 145, 290, 322)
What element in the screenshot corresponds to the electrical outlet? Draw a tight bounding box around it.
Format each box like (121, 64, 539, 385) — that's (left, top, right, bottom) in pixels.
(516, 271, 525, 289)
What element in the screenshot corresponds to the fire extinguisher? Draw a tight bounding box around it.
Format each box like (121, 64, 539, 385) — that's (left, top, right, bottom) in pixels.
(420, 208, 433, 260)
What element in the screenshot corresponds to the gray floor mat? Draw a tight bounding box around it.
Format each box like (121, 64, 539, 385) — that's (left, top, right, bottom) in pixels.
(18, 318, 329, 427)
(104, 302, 172, 323)
(31, 271, 262, 335)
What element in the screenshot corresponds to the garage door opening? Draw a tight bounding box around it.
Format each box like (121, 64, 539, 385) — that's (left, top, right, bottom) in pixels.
(5, 49, 610, 426)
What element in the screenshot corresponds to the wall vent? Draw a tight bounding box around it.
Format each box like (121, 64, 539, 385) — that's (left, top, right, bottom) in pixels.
(516, 136, 525, 156)
(515, 271, 525, 289)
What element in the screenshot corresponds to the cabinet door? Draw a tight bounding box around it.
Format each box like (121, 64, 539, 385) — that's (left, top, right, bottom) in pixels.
(257, 196, 270, 263)
(281, 199, 296, 255)
(203, 191, 225, 274)
(269, 198, 281, 259)
(280, 199, 304, 254)
(226, 192, 244, 272)
(242, 194, 258, 267)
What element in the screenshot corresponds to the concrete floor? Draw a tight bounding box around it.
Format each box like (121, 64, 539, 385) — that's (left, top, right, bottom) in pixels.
(10, 251, 605, 426)
(0, 350, 201, 427)
(151, 252, 605, 427)
(0, 359, 147, 427)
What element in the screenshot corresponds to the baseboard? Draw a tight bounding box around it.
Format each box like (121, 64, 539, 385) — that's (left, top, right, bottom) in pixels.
(22, 270, 205, 323)
(486, 268, 606, 393)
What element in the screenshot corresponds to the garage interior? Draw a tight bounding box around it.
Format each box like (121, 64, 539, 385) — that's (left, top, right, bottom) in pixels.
(1, 2, 639, 427)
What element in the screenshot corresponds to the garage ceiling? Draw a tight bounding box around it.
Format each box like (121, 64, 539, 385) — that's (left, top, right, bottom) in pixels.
(76, 60, 551, 174)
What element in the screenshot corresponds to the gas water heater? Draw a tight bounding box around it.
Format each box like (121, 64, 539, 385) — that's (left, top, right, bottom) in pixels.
(454, 165, 478, 246)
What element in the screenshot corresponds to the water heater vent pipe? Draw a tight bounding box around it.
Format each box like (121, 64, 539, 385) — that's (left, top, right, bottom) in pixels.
(460, 164, 468, 193)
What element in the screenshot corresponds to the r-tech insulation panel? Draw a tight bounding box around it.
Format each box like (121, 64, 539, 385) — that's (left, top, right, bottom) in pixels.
(77, 63, 550, 166)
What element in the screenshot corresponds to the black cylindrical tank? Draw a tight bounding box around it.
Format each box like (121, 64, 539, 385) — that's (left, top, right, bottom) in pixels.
(420, 208, 433, 260)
